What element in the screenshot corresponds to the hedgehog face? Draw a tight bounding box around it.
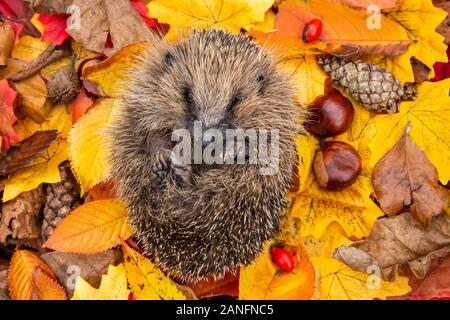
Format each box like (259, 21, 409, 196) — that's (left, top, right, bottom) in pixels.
(126, 30, 294, 143)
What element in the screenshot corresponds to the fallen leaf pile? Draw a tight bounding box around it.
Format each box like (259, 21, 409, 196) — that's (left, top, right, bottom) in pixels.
(0, 0, 449, 300)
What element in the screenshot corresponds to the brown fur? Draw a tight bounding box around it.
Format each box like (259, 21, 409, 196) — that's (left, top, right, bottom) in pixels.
(109, 29, 303, 281)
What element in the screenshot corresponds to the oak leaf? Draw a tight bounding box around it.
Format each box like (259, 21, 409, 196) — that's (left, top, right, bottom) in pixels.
(69, 98, 118, 193)
(72, 264, 129, 300)
(368, 79, 450, 185)
(2, 104, 71, 201)
(43, 200, 133, 253)
(32, 267, 68, 300)
(310, 257, 411, 300)
(122, 242, 186, 300)
(147, 0, 274, 39)
(372, 125, 447, 225)
(333, 212, 450, 282)
(239, 245, 316, 300)
(7, 249, 55, 300)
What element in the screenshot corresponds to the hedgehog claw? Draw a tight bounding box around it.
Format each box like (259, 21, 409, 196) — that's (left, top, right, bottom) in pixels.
(151, 148, 171, 192)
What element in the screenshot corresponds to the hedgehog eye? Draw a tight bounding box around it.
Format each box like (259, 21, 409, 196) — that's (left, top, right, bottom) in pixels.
(164, 51, 175, 67)
(227, 96, 240, 112)
(256, 74, 267, 93)
(183, 87, 194, 106)
(256, 74, 265, 83)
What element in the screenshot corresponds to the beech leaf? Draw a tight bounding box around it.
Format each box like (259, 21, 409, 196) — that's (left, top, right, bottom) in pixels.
(32, 267, 68, 300)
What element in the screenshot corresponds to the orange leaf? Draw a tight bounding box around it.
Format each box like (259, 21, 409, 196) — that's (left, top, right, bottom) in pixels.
(38, 14, 70, 45)
(186, 272, 239, 299)
(43, 199, 133, 253)
(0, 79, 20, 149)
(251, 0, 411, 57)
(71, 89, 94, 124)
(32, 268, 68, 300)
(8, 249, 55, 300)
(89, 179, 117, 200)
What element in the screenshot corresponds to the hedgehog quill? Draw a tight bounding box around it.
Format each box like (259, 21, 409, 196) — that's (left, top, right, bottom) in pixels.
(109, 29, 303, 281)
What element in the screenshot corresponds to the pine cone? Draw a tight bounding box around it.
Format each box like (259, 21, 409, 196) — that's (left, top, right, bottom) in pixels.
(41, 163, 81, 241)
(317, 55, 408, 113)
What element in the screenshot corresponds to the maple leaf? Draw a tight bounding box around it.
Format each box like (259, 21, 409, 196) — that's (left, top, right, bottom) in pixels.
(311, 257, 411, 300)
(8, 249, 56, 300)
(2, 104, 71, 201)
(32, 268, 68, 300)
(38, 14, 70, 45)
(43, 200, 133, 253)
(251, 0, 412, 57)
(0, 79, 20, 149)
(239, 245, 316, 300)
(69, 98, 119, 193)
(368, 79, 450, 185)
(383, 0, 448, 79)
(122, 242, 186, 300)
(72, 264, 129, 300)
(147, 0, 274, 39)
(83, 42, 148, 98)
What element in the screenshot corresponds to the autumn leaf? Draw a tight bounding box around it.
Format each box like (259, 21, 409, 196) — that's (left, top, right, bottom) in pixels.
(83, 42, 148, 98)
(311, 257, 411, 300)
(72, 264, 129, 300)
(122, 242, 186, 300)
(8, 249, 55, 300)
(43, 200, 133, 253)
(32, 268, 67, 300)
(11, 15, 48, 62)
(384, 0, 448, 79)
(147, 0, 274, 39)
(369, 79, 450, 185)
(372, 125, 447, 225)
(69, 98, 118, 193)
(38, 14, 70, 45)
(71, 89, 93, 124)
(239, 245, 316, 300)
(2, 104, 71, 201)
(0, 22, 15, 66)
(186, 273, 239, 299)
(0, 79, 20, 149)
(328, 0, 400, 10)
(251, 0, 412, 57)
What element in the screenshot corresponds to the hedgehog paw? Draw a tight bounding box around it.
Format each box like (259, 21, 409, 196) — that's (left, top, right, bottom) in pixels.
(151, 148, 171, 192)
(171, 154, 193, 187)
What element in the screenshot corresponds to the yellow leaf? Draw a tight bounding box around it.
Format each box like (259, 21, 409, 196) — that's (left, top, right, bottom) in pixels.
(44, 200, 133, 253)
(2, 105, 71, 201)
(245, 9, 275, 33)
(83, 42, 149, 98)
(11, 15, 48, 62)
(69, 98, 118, 193)
(291, 122, 384, 239)
(32, 268, 68, 300)
(240, 245, 316, 300)
(384, 0, 448, 78)
(72, 264, 129, 300)
(8, 249, 55, 300)
(311, 257, 411, 300)
(369, 79, 450, 185)
(280, 54, 327, 106)
(147, 0, 274, 39)
(122, 242, 186, 300)
(295, 134, 319, 192)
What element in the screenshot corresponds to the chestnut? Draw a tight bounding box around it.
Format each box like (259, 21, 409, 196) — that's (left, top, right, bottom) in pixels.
(314, 141, 361, 190)
(306, 92, 354, 137)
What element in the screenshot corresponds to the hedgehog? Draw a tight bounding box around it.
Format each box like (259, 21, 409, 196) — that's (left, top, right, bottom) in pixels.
(109, 29, 302, 281)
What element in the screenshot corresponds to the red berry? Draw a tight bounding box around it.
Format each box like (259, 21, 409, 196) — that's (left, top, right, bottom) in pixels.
(128, 293, 136, 300)
(271, 246, 295, 272)
(302, 19, 323, 43)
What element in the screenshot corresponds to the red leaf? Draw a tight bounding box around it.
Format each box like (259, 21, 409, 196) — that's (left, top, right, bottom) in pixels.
(71, 89, 94, 124)
(131, 0, 159, 29)
(0, 0, 40, 37)
(433, 47, 450, 82)
(406, 255, 450, 300)
(38, 13, 70, 45)
(0, 79, 20, 149)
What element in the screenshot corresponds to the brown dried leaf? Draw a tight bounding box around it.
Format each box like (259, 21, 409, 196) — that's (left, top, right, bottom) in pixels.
(0, 260, 9, 300)
(333, 212, 450, 281)
(0, 130, 58, 176)
(0, 186, 45, 243)
(67, 0, 153, 55)
(372, 126, 447, 225)
(40, 249, 123, 296)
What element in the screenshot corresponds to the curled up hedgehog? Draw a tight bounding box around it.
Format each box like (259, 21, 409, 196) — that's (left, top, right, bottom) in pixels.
(109, 29, 302, 281)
